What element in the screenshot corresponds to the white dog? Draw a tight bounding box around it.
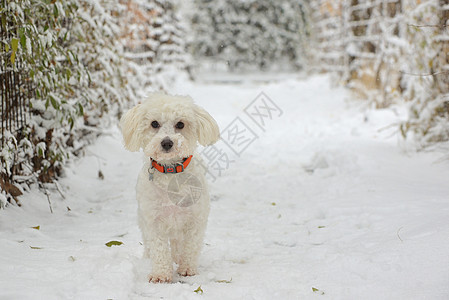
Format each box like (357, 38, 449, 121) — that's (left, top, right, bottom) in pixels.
(120, 93, 219, 283)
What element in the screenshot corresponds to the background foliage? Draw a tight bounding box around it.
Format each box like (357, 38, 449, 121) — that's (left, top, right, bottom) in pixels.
(188, 0, 310, 71)
(308, 0, 448, 148)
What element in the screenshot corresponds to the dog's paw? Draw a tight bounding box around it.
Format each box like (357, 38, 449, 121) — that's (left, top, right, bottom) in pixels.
(177, 266, 197, 277)
(149, 273, 172, 283)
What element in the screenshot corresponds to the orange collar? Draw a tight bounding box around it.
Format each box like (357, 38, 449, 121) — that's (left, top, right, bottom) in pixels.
(151, 155, 193, 174)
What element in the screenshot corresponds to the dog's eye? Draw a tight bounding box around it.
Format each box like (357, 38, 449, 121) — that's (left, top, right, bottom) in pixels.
(151, 121, 160, 129)
(175, 122, 184, 129)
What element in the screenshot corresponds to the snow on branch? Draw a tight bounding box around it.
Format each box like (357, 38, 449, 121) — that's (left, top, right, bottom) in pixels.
(309, 0, 449, 146)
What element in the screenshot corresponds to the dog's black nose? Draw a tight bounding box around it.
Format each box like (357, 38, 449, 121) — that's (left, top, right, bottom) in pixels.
(161, 137, 174, 151)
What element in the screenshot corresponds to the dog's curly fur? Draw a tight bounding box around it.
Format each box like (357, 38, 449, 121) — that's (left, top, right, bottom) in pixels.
(120, 93, 219, 283)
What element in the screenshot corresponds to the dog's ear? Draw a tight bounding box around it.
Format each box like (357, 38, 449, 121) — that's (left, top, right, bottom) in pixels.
(120, 104, 143, 152)
(195, 104, 220, 146)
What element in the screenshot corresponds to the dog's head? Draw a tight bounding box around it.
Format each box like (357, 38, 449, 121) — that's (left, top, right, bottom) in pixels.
(120, 93, 220, 163)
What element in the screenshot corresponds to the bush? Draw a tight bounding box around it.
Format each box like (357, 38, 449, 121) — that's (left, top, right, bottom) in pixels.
(0, 0, 135, 206)
(188, 0, 309, 71)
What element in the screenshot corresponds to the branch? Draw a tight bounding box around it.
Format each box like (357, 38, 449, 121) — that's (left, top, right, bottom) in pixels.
(54, 181, 66, 200)
(407, 24, 448, 28)
(40, 183, 54, 214)
(22, 164, 54, 213)
(399, 70, 449, 77)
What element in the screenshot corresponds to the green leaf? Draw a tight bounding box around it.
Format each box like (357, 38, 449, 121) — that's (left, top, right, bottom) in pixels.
(78, 102, 84, 116)
(312, 287, 325, 295)
(69, 117, 74, 130)
(53, 4, 59, 18)
(50, 95, 59, 109)
(11, 38, 19, 52)
(19, 29, 26, 49)
(194, 286, 203, 294)
(10, 38, 19, 64)
(10, 51, 16, 65)
(31, 225, 40, 230)
(105, 241, 123, 247)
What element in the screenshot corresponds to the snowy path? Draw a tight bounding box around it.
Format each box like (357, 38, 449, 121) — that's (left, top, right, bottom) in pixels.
(1, 74, 449, 299)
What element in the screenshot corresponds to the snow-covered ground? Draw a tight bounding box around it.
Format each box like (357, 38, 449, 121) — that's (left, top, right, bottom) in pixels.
(1, 74, 448, 299)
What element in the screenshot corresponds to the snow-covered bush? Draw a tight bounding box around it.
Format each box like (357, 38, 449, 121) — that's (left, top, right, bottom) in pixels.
(308, 0, 346, 73)
(0, 0, 136, 205)
(310, 0, 404, 107)
(188, 0, 309, 71)
(1, 0, 87, 204)
(309, 0, 449, 147)
(121, 0, 191, 92)
(348, 1, 404, 108)
(400, 0, 449, 146)
(73, 0, 133, 126)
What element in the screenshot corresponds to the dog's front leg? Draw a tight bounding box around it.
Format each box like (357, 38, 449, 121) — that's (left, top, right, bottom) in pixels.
(176, 226, 206, 277)
(148, 237, 173, 283)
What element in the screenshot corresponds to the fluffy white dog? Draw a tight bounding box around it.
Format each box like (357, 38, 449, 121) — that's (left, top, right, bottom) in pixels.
(120, 93, 219, 283)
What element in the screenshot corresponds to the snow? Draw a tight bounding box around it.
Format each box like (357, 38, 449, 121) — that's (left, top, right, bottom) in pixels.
(1, 74, 449, 299)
